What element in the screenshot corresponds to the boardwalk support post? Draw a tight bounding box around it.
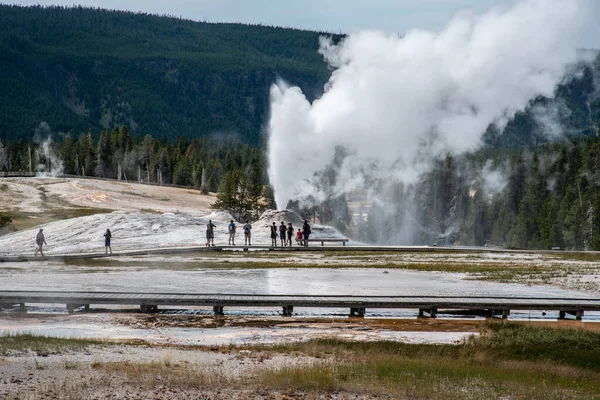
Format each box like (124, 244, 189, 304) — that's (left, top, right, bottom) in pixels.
(140, 304, 158, 313)
(487, 309, 508, 319)
(418, 308, 437, 318)
(213, 306, 224, 316)
(282, 305, 293, 316)
(19, 303, 26, 313)
(350, 307, 365, 317)
(559, 310, 584, 320)
(66, 303, 90, 313)
(559, 310, 566, 320)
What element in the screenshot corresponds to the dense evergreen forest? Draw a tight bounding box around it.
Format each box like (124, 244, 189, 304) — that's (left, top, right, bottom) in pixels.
(2, 5, 599, 148)
(0, 125, 267, 194)
(357, 132, 600, 250)
(0, 5, 341, 142)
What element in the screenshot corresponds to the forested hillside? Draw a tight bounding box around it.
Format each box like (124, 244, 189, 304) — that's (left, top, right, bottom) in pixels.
(0, 5, 340, 142)
(1, 5, 599, 148)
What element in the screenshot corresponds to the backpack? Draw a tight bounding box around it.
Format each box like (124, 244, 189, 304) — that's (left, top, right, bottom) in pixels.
(229, 223, 235, 232)
(244, 226, 250, 234)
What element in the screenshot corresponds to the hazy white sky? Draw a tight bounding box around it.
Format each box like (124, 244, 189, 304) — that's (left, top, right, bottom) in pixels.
(2, 0, 518, 33)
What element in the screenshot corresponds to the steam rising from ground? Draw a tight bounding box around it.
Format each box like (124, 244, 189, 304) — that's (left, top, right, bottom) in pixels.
(35, 122, 64, 177)
(268, 0, 599, 209)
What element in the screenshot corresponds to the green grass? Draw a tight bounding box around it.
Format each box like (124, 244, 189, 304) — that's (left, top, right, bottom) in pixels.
(256, 322, 600, 399)
(472, 322, 600, 370)
(0, 332, 105, 355)
(2, 324, 599, 399)
(266, 322, 600, 371)
(139, 208, 164, 214)
(550, 252, 600, 262)
(119, 190, 172, 203)
(6, 207, 112, 232)
(62, 251, 599, 275)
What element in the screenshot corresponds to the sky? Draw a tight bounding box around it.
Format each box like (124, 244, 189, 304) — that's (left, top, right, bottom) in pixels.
(1, 0, 519, 34)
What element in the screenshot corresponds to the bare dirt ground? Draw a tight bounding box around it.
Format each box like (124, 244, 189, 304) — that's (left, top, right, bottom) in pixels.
(2, 315, 598, 400)
(0, 177, 215, 216)
(0, 342, 328, 400)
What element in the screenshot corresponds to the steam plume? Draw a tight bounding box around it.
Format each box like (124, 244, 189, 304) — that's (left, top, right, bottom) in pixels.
(35, 122, 64, 177)
(268, 0, 599, 209)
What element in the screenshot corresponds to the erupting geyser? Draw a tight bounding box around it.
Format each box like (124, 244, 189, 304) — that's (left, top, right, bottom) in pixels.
(267, 0, 600, 210)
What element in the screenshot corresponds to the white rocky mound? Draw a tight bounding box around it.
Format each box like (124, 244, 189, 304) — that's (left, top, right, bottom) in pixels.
(0, 209, 347, 256)
(256, 209, 343, 240)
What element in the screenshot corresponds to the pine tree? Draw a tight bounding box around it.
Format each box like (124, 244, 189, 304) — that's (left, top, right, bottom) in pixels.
(212, 170, 250, 220)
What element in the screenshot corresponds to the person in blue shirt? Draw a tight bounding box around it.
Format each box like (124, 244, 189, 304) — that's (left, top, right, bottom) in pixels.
(228, 219, 236, 245)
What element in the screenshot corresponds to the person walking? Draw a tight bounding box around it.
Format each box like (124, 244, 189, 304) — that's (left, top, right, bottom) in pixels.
(103, 228, 112, 254)
(286, 223, 294, 247)
(302, 219, 311, 247)
(279, 221, 287, 246)
(206, 220, 216, 246)
(243, 220, 252, 245)
(34, 228, 47, 256)
(270, 222, 278, 247)
(228, 219, 236, 245)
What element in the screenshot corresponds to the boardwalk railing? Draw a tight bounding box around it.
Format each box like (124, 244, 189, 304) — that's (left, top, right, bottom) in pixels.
(1, 291, 598, 319)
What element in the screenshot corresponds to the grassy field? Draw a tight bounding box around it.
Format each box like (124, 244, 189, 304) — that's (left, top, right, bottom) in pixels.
(2, 323, 599, 398)
(0, 332, 105, 356)
(255, 322, 600, 399)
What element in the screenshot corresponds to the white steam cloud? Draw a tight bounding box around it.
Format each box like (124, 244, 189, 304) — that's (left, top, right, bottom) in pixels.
(268, 0, 599, 209)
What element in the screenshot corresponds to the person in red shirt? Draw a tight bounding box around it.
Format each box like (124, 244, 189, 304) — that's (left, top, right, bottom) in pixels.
(296, 228, 303, 246)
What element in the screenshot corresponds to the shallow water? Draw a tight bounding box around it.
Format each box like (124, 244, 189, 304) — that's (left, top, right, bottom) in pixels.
(0, 264, 594, 298)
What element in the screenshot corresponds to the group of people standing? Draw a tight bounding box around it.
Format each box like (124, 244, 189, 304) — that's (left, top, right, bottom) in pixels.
(206, 218, 312, 247)
(270, 219, 311, 247)
(33, 218, 311, 256)
(206, 219, 253, 246)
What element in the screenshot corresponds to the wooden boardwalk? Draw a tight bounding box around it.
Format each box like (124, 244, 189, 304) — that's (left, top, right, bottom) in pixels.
(1, 291, 598, 319)
(2, 244, 597, 263)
